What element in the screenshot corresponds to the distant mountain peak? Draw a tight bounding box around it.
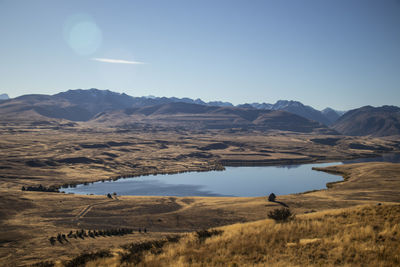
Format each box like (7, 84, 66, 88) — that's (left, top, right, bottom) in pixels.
(321, 107, 346, 124)
(0, 93, 9, 100)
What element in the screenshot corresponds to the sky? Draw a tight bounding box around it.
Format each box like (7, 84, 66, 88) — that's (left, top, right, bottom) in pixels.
(0, 0, 399, 110)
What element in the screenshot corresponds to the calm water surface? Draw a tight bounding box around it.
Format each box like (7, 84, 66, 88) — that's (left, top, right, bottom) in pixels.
(63, 154, 400, 197)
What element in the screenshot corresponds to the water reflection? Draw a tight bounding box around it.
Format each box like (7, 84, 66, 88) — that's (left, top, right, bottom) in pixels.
(276, 164, 301, 169)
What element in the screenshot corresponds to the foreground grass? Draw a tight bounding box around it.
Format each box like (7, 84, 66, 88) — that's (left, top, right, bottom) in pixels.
(85, 204, 400, 267)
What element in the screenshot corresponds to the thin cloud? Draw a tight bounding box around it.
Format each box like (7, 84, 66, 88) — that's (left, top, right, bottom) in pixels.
(92, 57, 145, 64)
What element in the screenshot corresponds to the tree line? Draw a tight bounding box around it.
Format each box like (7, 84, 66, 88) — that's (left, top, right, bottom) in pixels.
(21, 184, 59, 192)
(49, 228, 147, 245)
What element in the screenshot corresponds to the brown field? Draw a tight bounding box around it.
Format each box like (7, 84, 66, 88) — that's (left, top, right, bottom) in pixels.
(0, 122, 399, 266)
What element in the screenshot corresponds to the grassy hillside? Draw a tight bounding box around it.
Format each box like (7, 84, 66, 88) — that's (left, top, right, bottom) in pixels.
(86, 204, 400, 267)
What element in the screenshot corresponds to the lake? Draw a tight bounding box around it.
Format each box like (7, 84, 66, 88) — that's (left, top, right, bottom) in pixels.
(63, 153, 400, 197)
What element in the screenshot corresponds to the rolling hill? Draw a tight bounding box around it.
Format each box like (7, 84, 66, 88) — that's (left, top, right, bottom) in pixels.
(332, 105, 400, 137)
(92, 102, 334, 133)
(239, 100, 338, 125)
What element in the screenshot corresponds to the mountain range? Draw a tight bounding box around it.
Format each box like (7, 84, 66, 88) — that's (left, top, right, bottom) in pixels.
(0, 89, 343, 123)
(0, 88, 398, 136)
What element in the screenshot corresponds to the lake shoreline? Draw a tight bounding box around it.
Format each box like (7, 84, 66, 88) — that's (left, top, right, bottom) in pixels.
(59, 152, 391, 191)
(62, 153, 400, 197)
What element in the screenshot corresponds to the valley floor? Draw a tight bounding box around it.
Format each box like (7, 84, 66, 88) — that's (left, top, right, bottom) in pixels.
(0, 124, 399, 266)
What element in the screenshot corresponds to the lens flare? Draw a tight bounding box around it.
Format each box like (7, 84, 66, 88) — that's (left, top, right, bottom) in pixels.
(63, 14, 102, 55)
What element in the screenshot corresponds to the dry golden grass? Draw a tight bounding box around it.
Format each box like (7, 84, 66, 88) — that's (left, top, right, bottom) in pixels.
(89, 204, 400, 267)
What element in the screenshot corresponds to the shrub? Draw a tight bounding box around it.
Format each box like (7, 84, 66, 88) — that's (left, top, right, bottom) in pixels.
(196, 229, 223, 242)
(120, 240, 167, 264)
(49, 237, 56, 245)
(62, 234, 67, 241)
(64, 250, 112, 267)
(268, 208, 294, 222)
(31, 261, 54, 267)
(268, 193, 276, 202)
(56, 233, 63, 243)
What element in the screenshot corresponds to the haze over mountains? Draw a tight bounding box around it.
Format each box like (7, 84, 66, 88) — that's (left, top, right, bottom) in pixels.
(0, 88, 399, 136)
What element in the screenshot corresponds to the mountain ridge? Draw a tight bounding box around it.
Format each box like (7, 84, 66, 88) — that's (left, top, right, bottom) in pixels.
(2, 89, 400, 136)
(332, 105, 400, 137)
(91, 101, 334, 134)
(1, 88, 344, 125)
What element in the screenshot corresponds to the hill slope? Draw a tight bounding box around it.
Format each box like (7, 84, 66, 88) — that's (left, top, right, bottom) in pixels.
(241, 100, 333, 125)
(86, 204, 400, 266)
(322, 107, 345, 124)
(271, 100, 332, 125)
(92, 102, 334, 133)
(332, 105, 400, 136)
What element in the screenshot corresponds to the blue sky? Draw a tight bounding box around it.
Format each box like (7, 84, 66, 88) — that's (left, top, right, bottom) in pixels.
(0, 0, 399, 110)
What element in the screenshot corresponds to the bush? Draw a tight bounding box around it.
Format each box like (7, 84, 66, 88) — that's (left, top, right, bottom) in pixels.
(49, 237, 56, 245)
(268, 208, 294, 222)
(31, 261, 54, 267)
(268, 193, 276, 202)
(64, 250, 112, 267)
(120, 240, 166, 264)
(196, 229, 223, 242)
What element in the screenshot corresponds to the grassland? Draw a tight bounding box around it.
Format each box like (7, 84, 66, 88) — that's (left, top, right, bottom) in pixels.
(86, 203, 400, 267)
(0, 122, 399, 266)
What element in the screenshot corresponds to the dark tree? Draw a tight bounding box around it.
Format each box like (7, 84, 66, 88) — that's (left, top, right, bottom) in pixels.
(57, 233, 63, 243)
(268, 193, 276, 202)
(49, 237, 56, 245)
(88, 231, 95, 238)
